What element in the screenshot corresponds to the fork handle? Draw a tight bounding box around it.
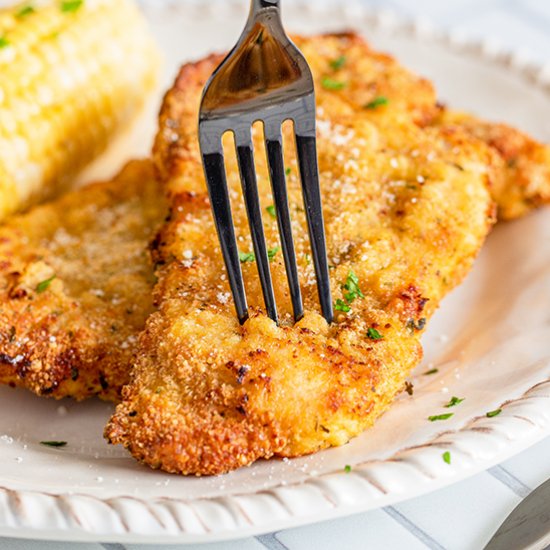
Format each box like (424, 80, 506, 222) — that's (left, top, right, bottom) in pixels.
(250, 0, 280, 14)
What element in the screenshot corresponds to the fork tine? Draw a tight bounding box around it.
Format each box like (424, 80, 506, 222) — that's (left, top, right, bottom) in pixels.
(295, 131, 334, 324)
(264, 122, 304, 322)
(201, 148, 249, 324)
(234, 127, 278, 322)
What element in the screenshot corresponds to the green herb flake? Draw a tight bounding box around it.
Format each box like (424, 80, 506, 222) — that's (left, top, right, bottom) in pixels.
(367, 327, 384, 341)
(36, 274, 56, 293)
(40, 441, 67, 448)
(60, 0, 83, 13)
(285, 167, 292, 176)
(334, 299, 351, 313)
(364, 96, 389, 110)
(344, 464, 352, 473)
(343, 270, 364, 303)
(445, 396, 465, 408)
(442, 451, 451, 464)
(424, 368, 439, 376)
(15, 5, 35, 18)
(321, 77, 347, 91)
(486, 408, 502, 418)
(329, 55, 347, 71)
(0, 35, 10, 49)
(239, 251, 255, 263)
(305, 253, 311, 265)
(268, 246, 280, 261)
(266, 205, 276, 218)
(428, 413, 454, 422)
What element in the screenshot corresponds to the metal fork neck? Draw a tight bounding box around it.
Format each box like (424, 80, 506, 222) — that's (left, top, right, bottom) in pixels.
(246, 0, 283, 40)
(249, 0, 280, 17)
(250, 0, 281, 12)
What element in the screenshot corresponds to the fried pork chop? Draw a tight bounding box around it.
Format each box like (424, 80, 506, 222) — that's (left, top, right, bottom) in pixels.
(105, 33, 550, 475)
(431, 109, 550, 220)
(0, 160, 165, 401)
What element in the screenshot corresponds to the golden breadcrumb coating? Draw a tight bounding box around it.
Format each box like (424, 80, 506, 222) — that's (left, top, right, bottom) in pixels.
(106, 33, 509, 475)
(0, 160, 165, 401)
(431, 108, 550, 220)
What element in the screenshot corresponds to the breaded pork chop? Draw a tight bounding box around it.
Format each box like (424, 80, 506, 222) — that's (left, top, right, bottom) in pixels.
(431, 109, 550, 220)
(105, 33, 510, 476)
(0, 160, 165, 401)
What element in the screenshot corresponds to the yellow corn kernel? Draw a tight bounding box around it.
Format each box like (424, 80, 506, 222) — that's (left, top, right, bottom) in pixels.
(0, 0, 161, 219)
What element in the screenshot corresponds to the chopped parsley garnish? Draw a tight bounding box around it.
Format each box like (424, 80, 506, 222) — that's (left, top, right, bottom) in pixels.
(428, 413, 453, 422)
(268, 246, 280, 261)
(305, 253, 311, 265)
(239, 251, 255, 263)
(334, 270, 365, 314)
(285, 167, 292, 176)
(36, 274, 56, 293)
(445, 396, 465, 408)
(266, 205, 276, 218)
(364, 96, 389, 109)
(321, 77, 346, 91)
(329, 55, 347, 71)
(343, 270, 364, 302)
(486, 408, 502, 418)
(424, 368, 439, 376)
(344, 464, 352, 473)
(60, 0, 83, 13)
(40, 441, 67, 447)
(15, 5, 35, 18)
(334, 299, 351, 313)
(0, 35, 10, 49)
(442, 451, 451, 464)
(367, 328, 384, 340)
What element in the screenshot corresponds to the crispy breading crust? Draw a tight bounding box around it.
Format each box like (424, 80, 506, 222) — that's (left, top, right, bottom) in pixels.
(431, 108, 550, 219)
(0, 160, 166, 401)
(106, 33, 503, 475)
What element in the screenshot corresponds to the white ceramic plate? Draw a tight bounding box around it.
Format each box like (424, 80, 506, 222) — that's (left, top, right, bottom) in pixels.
(1, 1, 549, 544)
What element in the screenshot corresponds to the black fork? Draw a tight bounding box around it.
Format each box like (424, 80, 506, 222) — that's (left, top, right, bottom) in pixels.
(198, 0, 333, 325)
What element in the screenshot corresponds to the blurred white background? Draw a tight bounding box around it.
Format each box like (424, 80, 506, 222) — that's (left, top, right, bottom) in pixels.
(139, 0, 550, 63)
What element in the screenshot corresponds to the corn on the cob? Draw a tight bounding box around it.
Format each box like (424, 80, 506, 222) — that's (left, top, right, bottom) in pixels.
(0, 0, 160, 219)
